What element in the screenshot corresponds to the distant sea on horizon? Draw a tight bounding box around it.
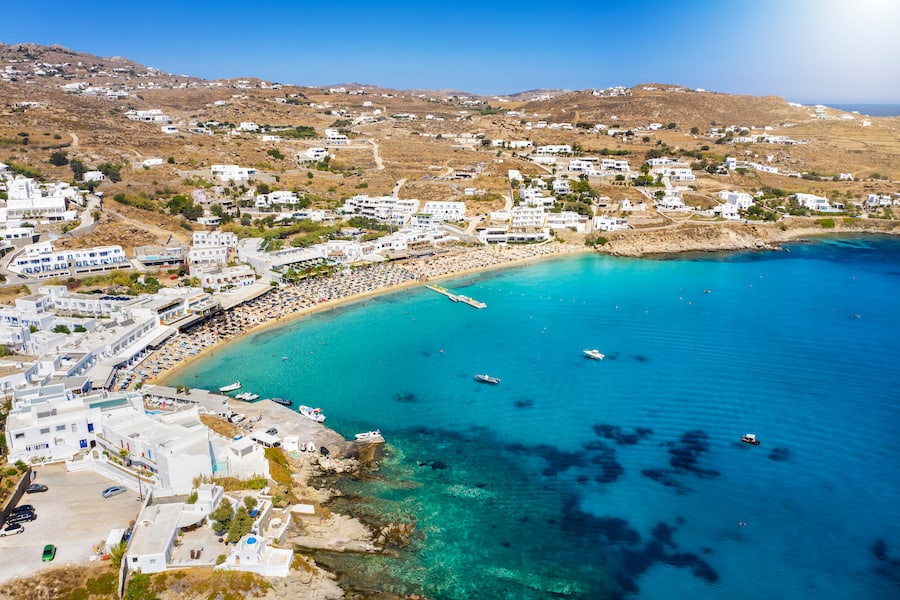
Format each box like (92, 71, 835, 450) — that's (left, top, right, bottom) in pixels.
(821, 103, 900, 117)
(173, 236, 900, 599)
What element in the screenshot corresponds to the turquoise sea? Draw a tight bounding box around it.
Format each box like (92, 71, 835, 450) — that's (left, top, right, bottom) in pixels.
(175, 236, 900, 599)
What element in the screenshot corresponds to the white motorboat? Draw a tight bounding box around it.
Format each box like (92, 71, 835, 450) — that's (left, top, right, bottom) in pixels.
(474, 374, 500, 384)
(355, 429, 384, 442)
(583, 349, 605, 360)
(299, 405, 326, 423)
(355, 429, 383, 441)
(219, 381, 241, 393)
(235, 392, 259, 401)
(741, 433, 761, 446)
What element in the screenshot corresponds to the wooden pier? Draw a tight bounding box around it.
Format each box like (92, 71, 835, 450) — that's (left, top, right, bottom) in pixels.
(424, 285, 487, 309)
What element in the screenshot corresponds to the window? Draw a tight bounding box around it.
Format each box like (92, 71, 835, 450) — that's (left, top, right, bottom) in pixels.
(14, 433, 24, 439)
(87, 423, 94, 433)
(39, 428, 50, 434)
(56, 424, 66, 431)
(71, 423, 77, 433)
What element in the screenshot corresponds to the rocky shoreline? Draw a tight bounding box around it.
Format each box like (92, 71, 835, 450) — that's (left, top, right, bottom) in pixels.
(599, 218, 900, 257)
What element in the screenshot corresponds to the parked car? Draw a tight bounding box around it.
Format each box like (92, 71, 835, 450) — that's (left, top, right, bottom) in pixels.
(0, 523, 24, 537)
(101, 485, 126, 498)
(7, 511, 36, 524)
(265, 427, 278, 436)
(41, 544, 56, 562)
(11, 504, 35, 514)
(25, 483, 48, 494)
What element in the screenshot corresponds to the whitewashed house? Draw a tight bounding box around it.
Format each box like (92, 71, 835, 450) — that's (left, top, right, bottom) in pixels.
(718, 191, 754, 209)
(210, 165, 256, 182)
(421, 201, 466, 222)
(190, 264, 255, 292)
(593, 216, 629, 231)
(546, 211, 585, 232)
(9, 242, 129, 278)
(795, 193, 832, 212)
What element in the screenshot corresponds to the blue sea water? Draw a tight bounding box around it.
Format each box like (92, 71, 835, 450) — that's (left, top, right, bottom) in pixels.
(822, 103, 900, 117)
(174, 236, 900, 599)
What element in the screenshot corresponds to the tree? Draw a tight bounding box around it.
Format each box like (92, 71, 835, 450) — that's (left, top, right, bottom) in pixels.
(98, 162, 122, 183)
(49, 151, 69, 166)
(690, 126, 700, 135)
(70, 159, 87, 181)
(227, 506, 254, 541)
(52, 324, 71, 334)
(256, 182, 270, 195)
(210, 498, 234, 532)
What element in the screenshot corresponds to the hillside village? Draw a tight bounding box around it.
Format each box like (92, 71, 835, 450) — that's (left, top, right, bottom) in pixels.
(0, 42, 898, 599)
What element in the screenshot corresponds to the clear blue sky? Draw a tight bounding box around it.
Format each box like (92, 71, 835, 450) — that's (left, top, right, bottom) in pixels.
(6, 0, 899, 102)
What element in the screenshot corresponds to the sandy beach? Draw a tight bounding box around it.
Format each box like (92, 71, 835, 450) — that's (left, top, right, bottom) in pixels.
(137, 242, 585, 386)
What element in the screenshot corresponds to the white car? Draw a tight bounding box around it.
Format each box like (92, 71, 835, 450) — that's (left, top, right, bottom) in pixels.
(229, 413, 246, 424)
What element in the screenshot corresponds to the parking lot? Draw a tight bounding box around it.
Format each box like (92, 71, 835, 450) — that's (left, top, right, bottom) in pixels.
(0, 464, 142, 583)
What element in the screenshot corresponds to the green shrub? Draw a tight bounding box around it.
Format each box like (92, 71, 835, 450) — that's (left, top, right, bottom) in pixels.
(817, 218, 836, 229)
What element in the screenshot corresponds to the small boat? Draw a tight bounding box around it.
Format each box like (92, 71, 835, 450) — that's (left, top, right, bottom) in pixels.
(355, 429, 384, 441)
(219, 381, 241, 393)
(474, 374, 500, 384)
(741, 433, 761, 446)
(299, 405, 326, 423)
(236, 392, 259, 401)
(583, 349, 605, 360)
(271, 397, 293, 407)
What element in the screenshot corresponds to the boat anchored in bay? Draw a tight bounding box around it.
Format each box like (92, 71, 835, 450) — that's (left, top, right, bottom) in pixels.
(583, 349, 605, 360)
(474, 374, 501, 384)
(741, 433, 761, 446)
(219, 381, 241, 393)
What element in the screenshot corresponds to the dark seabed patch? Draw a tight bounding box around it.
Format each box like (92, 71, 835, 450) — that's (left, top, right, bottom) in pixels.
(633, 355, 650, 363)
(562, 499, 718, 594)
(593, 424, 654, 446)
(768, 447, 791, 462)
(642, 430, 719, 491)
(667, 430, 720, 478)
(506, 443, 587, 477)
(394, 391, 418, 403)
(513, 398, 534, 409)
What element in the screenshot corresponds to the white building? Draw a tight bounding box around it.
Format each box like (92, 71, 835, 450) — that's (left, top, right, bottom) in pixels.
(210, 165, 257, 182)
(190, 264, 256, 292)
(83, 171, 105, 183)
(656, 191, 687, 211)
(421, 201, 466, 222)
(324, 128, 348, 145)
(592, 216, 629, 231)
(546, 211, 585, 232)
(9, 242, 129, 278)
(534, 144, 571, 155)
(568, 158, 598, 173)
(3, 177, 81, 223)
(341, 195, 420, 224)
(510, 206, 546, 229)
(126, 109, 170, 123)
(795, 193, 832, 212)
(552, 179, 571, 195)
(220, 534, 293, 578)
(600, 159, 631, 172)
(718, 190, 754, 209)
(297, 147, 329, 162)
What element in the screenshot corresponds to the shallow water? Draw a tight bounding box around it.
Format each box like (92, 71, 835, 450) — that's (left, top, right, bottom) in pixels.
(175, 236, 900, 598)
